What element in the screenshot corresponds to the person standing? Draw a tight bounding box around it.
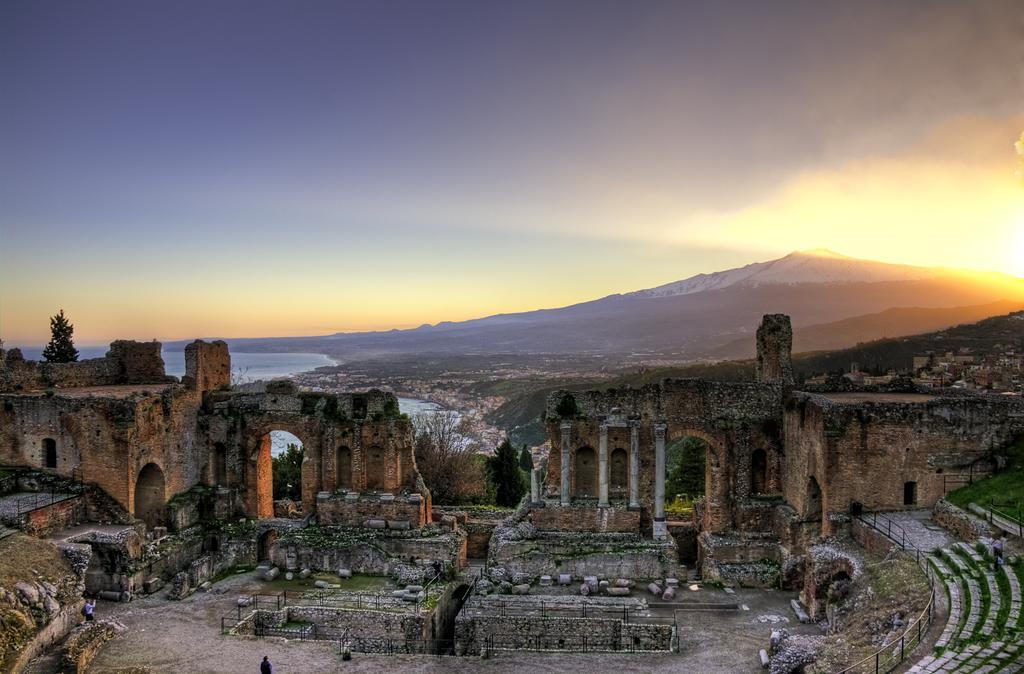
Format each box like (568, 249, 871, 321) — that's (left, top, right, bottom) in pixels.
(260, 656, 272, 674)
(79, 598, 96, 625)
(993, 536, 1004, 570)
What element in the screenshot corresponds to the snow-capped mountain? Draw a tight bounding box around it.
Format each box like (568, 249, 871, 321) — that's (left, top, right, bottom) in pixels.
(629, 249, 941, 299)
(169, 249, 1024, 359)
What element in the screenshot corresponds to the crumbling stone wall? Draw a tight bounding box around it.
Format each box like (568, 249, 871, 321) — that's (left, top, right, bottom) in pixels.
(783, 392, 1024, 535)
(202, 388, 426, 519)
(755, 313, 794, 384)
(0, 340, 173, 393)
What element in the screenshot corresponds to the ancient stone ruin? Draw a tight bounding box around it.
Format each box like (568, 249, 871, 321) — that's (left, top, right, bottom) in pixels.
(1, 314, 1022, 670)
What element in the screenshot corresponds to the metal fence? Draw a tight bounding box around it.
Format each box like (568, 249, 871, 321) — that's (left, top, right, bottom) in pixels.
(983, 500, 1023, 538)
(836, 513, 939, 674)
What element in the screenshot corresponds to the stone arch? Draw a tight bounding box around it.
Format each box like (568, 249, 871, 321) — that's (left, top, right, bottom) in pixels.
(364, 445, 386, 490)
(574, 446, 597, 497)
(751, 448, 767, 495)
(42, 438, 57, 469)
(336, 445, 352, 490)
(609, 447, 628, 495)
(134, 462, 166, 529)
(664, 427, 724, 529)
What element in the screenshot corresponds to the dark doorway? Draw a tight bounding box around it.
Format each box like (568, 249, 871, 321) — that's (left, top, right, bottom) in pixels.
(806, 476, 822, 520)
(257, 530, 278, 562)
(336, 446, 352, 489)
(903, 481, 917, 506)
(213, 443, 227, 485)
(135, 463, 166, 529)
(365, 446, 386, 490)
(610, 448, 628, 495)
(751, 448, 767, 495)
(574, 446, 597, 497)
(43, 438, 57, 469)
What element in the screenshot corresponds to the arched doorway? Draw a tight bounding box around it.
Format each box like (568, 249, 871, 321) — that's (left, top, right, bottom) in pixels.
(751, 449, 767, 495)
(574, 446, 597, 497)
(610, 447, 628, 496)
(42, 438, 57, 469)
(250, 430, 304, 519)
(336, 446, 352, 490)
(365, 446, 386, 490)
(135, 463, 166, 529)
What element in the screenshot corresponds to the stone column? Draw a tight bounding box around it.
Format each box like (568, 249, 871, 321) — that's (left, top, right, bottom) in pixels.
(653, 423, 668, 539)
(560, 421, 571, 506)
(530, 468, 540, 504)
(629, 424, 640, 510)
(598, 423, 609, 507)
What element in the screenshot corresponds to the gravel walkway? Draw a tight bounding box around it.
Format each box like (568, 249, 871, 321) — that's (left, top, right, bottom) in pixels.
(76, 571, 814, 674)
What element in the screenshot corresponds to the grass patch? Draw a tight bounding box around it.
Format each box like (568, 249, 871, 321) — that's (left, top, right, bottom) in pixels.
(946, 437, 1024, 511)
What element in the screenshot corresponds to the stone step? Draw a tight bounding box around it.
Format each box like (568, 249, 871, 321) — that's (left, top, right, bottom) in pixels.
(927, 555, 962, 651)
(1001, 564, 1021, 628)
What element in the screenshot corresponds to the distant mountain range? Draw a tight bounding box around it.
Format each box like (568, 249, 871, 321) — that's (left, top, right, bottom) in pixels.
(168, 250, 1024, 359)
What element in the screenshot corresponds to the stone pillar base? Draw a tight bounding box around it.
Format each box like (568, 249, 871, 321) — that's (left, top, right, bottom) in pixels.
(627, 505, 642, 512)
(652, 518, 668, 539)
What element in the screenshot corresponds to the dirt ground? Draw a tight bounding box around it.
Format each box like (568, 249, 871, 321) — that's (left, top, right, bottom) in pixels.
(72, 571, 819, 674)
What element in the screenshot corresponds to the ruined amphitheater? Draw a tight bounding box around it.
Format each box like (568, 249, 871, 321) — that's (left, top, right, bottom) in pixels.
(1, 315, 1022, 673)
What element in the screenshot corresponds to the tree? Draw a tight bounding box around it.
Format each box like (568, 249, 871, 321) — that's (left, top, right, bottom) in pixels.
(413, 411, 487, 504)
(272, 443, 304, 500)
(665, 436, 707, 501)
(518, 446, 534, 472)
(42, 309, 79, 363)
(489, 438, 526, 507)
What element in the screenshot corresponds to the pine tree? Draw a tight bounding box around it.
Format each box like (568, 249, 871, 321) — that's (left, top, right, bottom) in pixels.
(518, 446, 534, 472)
(489, 438, 526, 507)
(42, 309, 79, 363)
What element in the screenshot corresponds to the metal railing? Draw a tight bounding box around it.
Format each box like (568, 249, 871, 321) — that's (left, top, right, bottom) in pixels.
(982, 500, 1023, 538)
(7, 467, 86, 518)
(836, 512, 939, 674)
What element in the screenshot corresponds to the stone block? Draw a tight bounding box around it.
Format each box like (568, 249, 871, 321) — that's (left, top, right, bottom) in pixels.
(406, 584, 424, 593)
(285, 572, 294, 581)
(661, 587, 676, 601)
(607, 586, 630, 596)
(379, 493, 395, 502)
(388, 520, 411, 530)
(584, 575, 599, 589)
(759, 649, 770, 668)
(539, 575, 553, 587)
(143, 577, 164, 594)
(263, 567, 280, 581)
(648, 582, 663, 595)
(615, 578, 633, 588)
(345, 492, 359, 501)
(512, 584, 531, 595)
(579, 583, 591, 596)
(665, 578, 679, 588)
(558, 574, 572, 586)
(337, 568, 352, 578)
(314, 580, 330, 589)
(299, 569, 311, 579)
(599, 580, 610, 591)
(364, 519, 387, 529)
